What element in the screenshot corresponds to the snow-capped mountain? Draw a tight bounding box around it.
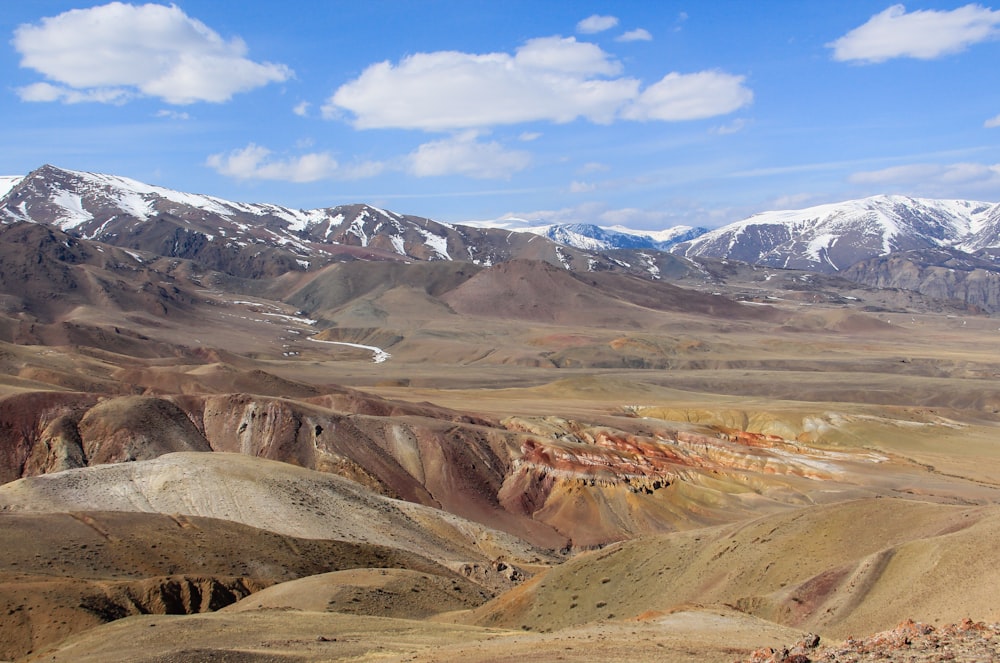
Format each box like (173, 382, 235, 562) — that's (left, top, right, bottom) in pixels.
(0, 165, 473, 272)
(8, 164, 999, 298)
(0, 165, 687, 281)
(673, 195, 1000, 273)
(539, 223, 706, 252)
(465, 217, 707, 252)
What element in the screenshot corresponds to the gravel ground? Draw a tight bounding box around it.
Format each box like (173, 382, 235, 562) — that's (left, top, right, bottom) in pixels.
(744, 619, 1000, 663)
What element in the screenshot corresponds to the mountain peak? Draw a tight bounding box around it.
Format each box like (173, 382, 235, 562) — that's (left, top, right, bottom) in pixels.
(676, 195, 1000, 273)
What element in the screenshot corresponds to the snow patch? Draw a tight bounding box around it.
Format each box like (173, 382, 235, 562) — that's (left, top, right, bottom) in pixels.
(308, 337, 390, 363)
(554, 247, 572, 269)
(638, 252, 660, 279)
(264, 312, 317, 325)
(51, 190, 93, 229)
(417, 228, 450, 259)
(0, 176, 24, 199)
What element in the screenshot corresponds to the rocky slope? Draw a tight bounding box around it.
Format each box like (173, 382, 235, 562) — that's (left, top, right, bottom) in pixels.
(746, 619, 1000, 663)
(842, 247, 1000, 312)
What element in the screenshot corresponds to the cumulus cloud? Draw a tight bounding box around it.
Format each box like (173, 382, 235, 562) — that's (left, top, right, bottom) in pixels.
(617, 28, 653, 42)
(13, 2, 291, 104)
(623, 71, 753, 121)
(828, 4, 1000, 63)
(326, 37, 750, 130)
(293, 101, 311, 117)
(577, 15, 619, 34)
(207, 144, 383, 182)
(407, 132, 531, 179)
(326, 37, 635, 130)
(849, 161, 1000, 197)
(986, 113, 1000, 128)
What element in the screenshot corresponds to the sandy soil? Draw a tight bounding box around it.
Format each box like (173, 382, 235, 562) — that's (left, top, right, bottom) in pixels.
(25, 606, 808, 663)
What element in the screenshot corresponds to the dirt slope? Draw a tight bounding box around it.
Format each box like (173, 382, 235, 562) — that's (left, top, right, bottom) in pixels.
(468, 498, 1000, 638)
(24, 606, 809, 663)
(0, 452, 556, 572)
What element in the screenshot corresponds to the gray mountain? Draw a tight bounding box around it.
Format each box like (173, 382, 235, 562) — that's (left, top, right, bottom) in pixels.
(842, 247, 1000, 313)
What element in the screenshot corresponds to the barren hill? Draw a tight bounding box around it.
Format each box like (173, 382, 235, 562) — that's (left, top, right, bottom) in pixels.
(469, 498, 1000, 639)
(0, 452, 556, 571)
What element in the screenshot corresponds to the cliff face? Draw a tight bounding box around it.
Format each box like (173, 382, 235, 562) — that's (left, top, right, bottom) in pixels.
(842, 248, 1000, 312)
(0, 390, 559, 548)
(0, 391, 887, 550)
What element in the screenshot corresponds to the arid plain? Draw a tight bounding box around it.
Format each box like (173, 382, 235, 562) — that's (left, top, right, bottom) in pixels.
(1, 234, 1000, 662)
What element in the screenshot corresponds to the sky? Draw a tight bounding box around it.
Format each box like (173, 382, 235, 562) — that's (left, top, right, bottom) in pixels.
(2, 1, 1000, 230)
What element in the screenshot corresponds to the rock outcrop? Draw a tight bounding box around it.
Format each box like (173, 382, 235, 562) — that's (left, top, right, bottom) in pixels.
(497, 416, 882, 547)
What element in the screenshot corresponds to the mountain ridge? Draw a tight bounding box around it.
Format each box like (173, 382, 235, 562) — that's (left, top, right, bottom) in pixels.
(4, 164, 1000, 311)
(673, 194, 1000, 273)
(0, 165, 681, 281)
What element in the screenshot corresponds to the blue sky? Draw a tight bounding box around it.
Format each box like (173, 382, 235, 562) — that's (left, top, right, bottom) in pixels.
(2, 1, 1000, 229)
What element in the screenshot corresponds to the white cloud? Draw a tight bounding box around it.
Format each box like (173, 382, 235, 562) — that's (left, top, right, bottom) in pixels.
(293, 101, 311, 117)
(577, 15, 619, 34)
(154, 109, 190, 120)
(517, 36, 622, 75)
(207, 144, 383, 183)
(848, 163, 941, 185)
(579, 161, 610, 174)
(617, 28, 653, 42)
(986, 113, 1000, 128)
(568, 181, 597, 193)
(623, 71, 753, 121)
(326, 37, 750, 130)
(712, 117, 748, 135)
(849, 161, 1000, 198)
(17, 81, 131, 104)
(828, 4, 1000, 63)
(327, 37, 635, 130)
(518, 131, 542, 142)
(407, 133, 531, 179)
(13, 2, 291, 104)
(770, 193, 825, 210)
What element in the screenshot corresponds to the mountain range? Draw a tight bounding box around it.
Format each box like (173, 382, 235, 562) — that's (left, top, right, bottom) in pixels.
(3, 164, 1000, 312)
(0, 165, 680, 281)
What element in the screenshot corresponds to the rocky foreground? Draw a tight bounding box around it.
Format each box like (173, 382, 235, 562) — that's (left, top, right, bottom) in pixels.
(746, 619, 1000, 663)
